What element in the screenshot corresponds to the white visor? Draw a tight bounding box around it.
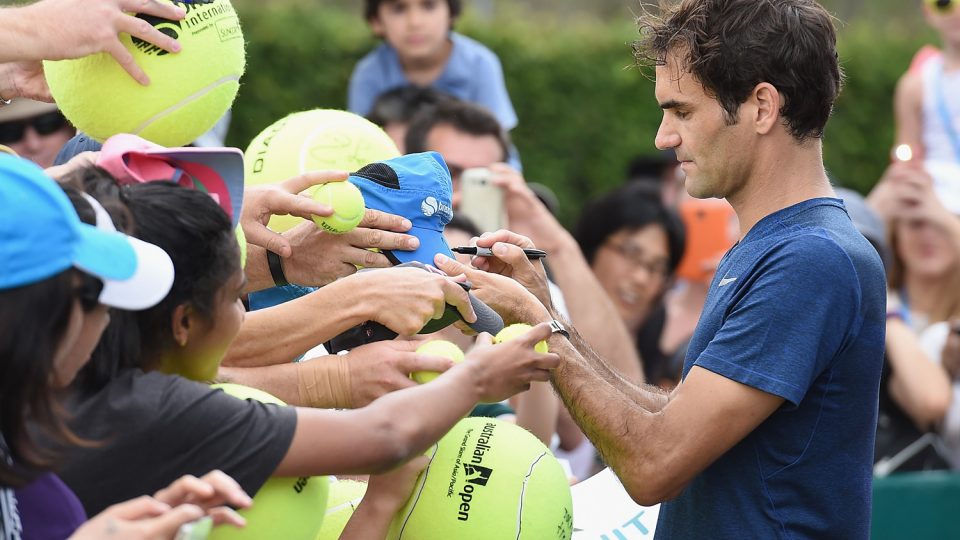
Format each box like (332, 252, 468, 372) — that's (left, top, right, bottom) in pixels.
(80, 193, 175, 310)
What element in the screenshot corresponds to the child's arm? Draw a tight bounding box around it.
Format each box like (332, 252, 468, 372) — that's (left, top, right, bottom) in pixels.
(338, 455, 430, 539)
(893, 70, 925, 162)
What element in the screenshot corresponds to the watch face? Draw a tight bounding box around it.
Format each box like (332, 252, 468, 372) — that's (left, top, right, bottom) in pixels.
(549, 320, 570, 338)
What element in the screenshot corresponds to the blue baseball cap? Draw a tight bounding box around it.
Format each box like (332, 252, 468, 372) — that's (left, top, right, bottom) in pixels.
(0, 154, 172, 308)
(349, 152, 455, 265)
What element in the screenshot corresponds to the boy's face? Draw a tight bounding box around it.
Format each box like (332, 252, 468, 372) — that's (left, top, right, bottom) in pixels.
(370, 0, 452, 61)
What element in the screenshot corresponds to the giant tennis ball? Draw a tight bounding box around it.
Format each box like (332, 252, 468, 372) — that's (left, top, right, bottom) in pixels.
(244, 109, 400, 232)
(411, 340, 464, 384)
(209, 383, 328, 540)
(44, 0, 245, 147)
(235, 224, 247, 269)
(311, 181, 365, 234)
(495, 323, 549, 353)
(315, 479, 368, 540)
(388, 417, 573, 539)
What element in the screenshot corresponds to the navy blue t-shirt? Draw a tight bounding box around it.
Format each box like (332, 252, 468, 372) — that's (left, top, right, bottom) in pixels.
(655, 198, 885, 539)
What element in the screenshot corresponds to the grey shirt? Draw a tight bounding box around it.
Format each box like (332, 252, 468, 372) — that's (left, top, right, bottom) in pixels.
(59, 370, 297, 516)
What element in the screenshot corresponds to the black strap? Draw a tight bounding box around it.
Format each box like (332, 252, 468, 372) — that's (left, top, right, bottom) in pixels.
(266, 250, 289, 287)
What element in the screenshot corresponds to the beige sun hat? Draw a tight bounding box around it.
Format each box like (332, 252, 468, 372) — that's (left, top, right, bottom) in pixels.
(0, 99, 59, 123)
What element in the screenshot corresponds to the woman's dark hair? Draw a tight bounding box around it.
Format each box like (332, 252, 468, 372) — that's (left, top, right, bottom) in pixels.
(634, 0, 843, 142)
(124, 182, 238, 366)
(73, 178, 238, 392)
(59, 166, 135, 234)
(0, 270, 101, 487)
(365, 0, 461, 21)
(573, 182, 686, 274)
(62, 168, 143, 393)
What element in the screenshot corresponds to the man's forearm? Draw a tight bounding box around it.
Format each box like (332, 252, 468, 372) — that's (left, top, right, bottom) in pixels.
(545, 326, 668, 479)
(552, 320, 670, 413)
(547, 235, 644, 383)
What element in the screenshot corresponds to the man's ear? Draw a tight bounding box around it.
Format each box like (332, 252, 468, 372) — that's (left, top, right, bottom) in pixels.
(751, 82, 781, 135)
(170, 304, 191, 348)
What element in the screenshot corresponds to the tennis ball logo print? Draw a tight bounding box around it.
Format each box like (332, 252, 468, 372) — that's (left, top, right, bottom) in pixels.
(44, 0, 246, 147)
(132, 1, 242, 55)
(130, 15, 181, 56)
(462, 463, 493, 487)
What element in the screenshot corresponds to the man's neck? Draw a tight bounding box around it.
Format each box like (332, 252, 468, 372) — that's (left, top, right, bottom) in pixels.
(726, 135, 833, 238)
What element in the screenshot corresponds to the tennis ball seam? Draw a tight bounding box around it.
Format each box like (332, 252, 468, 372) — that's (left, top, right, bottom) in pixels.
(516, 451, 549, 539)
(132, 74, 241, 136)
(395, 444, 439, 539)
(325, 499, 362, 514)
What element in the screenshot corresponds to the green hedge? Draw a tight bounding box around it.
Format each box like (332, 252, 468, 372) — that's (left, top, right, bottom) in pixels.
(228, 3, 937, 225)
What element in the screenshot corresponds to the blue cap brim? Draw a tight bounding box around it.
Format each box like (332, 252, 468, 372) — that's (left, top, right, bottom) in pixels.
(386, 226, 454, 266)
(72, 223, 138, 281)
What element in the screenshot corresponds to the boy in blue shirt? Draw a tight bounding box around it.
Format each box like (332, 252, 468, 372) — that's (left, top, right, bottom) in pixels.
(349, 0, 517, 136)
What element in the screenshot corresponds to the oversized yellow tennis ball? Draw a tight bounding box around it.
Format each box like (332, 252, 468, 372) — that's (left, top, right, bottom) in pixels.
(411, 340, 465, 384)
(311, 181, 365, 234)
(388, 418, 573, 539)
(315, 479, 368, 540)
(209, 383, 328, 540)
(235, 224, 247, 269)
(43, 0, 245, 147)
(244, 109, 400, 232)
(494, 323, 549, 353)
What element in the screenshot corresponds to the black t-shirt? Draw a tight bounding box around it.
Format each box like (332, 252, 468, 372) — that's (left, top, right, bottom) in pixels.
(59, 369, 298, 516)
(875, 355, 949, 471)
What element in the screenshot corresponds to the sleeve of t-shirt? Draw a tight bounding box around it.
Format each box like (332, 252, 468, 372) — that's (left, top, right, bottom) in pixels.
(148, 376, 298, 495)
(693, 234, 862, 406)
(63, 372, 298, 515)
(470, 47, 518, 131)
(348, 51, 384, 117)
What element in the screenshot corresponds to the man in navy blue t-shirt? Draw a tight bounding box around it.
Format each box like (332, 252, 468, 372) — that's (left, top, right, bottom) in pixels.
(433, 0, 886, 538)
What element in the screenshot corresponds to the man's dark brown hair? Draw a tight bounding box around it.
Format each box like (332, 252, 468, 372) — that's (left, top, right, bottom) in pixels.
(634, 0, 844, 142)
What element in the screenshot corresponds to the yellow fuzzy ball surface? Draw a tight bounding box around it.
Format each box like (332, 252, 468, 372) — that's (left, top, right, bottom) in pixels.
(411, 340, 465, 384)
(310, 181, 365, 234)
(244, 109, 400, 232)
(44, 0, 245, 146)
(494, 323, 549, 353)
(208, 383, 328, 540)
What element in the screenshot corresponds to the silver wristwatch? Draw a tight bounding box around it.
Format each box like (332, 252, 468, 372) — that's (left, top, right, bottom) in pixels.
(548, 319, 570, 339)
